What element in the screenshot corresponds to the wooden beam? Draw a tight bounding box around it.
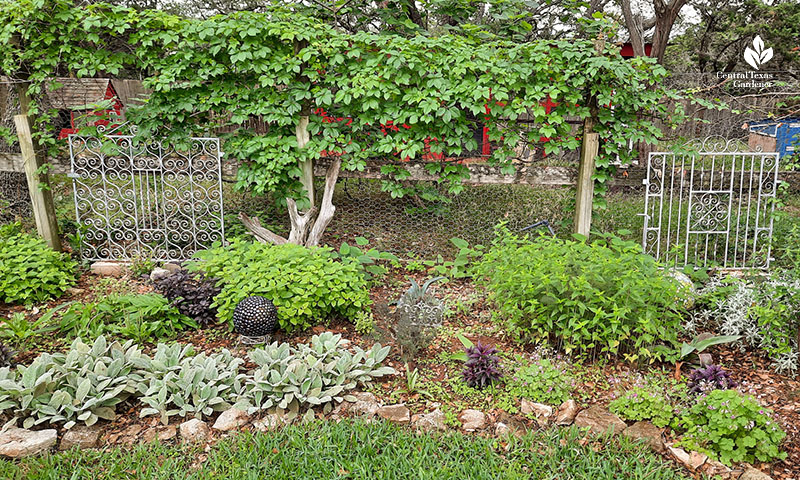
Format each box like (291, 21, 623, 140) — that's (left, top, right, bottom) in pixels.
(0, 152, 24, 173)
(3, 152, 799, 191)
(14, 114, 62, 251)
(573, 132, 599, 236)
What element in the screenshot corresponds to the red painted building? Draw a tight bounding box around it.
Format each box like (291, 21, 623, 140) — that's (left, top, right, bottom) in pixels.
(46, 78, 124, 139)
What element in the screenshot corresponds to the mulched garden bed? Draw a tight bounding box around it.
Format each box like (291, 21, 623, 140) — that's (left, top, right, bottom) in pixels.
(1, 269, 798, 479)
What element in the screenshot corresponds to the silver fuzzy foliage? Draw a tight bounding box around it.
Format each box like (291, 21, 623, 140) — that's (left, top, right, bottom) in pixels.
(695, 276, 799, 376)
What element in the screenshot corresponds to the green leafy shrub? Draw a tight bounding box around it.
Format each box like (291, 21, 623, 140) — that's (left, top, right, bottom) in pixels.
(610, 387, 677, 428)
(327, 237, 398, 282)
(422, 238, 484, 278)
(502, 358, 573, 408)
(474, 228, 685, 361)
(353, 310, 375, 335)
(676, 389, 787, 465)
(772, 219, 800, 273)
(0, 310, 60, 349)
(0, 226, 76, 304)
(130, 255, 156, 278)
(190, 240, 371, 333)
(58, 293, 197, 342)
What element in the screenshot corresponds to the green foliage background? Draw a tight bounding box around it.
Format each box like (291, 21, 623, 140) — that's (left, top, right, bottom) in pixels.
(0, 224, 76, 304)
(0, 0, 690, 211)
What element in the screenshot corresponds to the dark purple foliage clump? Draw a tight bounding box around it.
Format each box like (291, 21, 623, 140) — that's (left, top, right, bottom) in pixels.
(462, 342, 503, 389)
(0, 341, 14, 367)
(154, 269, 221, 326)
(688, 364, 737, 395)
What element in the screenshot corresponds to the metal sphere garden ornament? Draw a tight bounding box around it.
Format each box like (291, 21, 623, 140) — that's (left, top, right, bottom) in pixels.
(233, 296, 279, 344)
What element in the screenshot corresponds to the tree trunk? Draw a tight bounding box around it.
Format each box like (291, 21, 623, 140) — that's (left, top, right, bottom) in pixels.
(296, 115, 314, 208)
(619, 0, 689, 164)
(619, 0, 689, 64)
(306, 156, 342, 246)
(285, 113, 317, 244)
(620, 0, 647, 57)
(651, 0, 690, 64)
(241, 116, 343, 247)
(238, 213, 288, 245)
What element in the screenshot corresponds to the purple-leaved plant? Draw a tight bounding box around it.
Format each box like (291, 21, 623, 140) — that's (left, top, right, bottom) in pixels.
(688, 364, 737, 395)
(462, 341, 503, 389)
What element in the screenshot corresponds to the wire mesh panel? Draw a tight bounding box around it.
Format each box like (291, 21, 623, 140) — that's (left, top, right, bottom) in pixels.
(0, 171, 31, 222)
(642, 137, 779, 269)
(68, 125, 225, 261)
(317, 180, 574, 257)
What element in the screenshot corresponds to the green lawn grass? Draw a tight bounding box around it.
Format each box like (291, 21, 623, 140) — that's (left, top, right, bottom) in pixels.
(0, 421, 691, 480)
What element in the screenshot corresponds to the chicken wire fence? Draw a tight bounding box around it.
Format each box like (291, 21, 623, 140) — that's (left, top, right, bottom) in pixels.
(0, 171, 30, 223)
(227, 179, 595, 258)
(2, 75, 796, 261)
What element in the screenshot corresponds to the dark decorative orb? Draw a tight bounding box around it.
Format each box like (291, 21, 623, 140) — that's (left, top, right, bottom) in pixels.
(233, 296, 279, 337)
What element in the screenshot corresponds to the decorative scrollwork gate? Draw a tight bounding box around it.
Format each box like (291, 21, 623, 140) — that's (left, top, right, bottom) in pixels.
(642, 137, 779, 269)
(68, 125, 225, 261)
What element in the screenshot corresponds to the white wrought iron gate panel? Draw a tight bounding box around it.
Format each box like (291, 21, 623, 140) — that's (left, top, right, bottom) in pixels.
(68, 127, 225, 261)
(642, 137, 779, 269)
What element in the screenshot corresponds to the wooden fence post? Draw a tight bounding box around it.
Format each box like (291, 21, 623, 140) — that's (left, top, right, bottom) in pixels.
(573, 130, 599, 236)
(13, 114, 62, 251)
(572, 34, 605, 237)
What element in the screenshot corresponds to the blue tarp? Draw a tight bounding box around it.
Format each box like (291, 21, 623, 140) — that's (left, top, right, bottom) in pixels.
(749, 118, 800, 158)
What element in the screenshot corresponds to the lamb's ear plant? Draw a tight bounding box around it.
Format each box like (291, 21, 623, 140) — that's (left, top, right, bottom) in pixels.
(0, 333, 395, 429)
(0, 336, 146, 429)
(138, 346, 246, 424)
(240, 332, 394, 420)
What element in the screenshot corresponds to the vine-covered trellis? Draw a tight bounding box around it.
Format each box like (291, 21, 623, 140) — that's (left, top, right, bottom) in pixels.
(0, 0, 709, 249)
